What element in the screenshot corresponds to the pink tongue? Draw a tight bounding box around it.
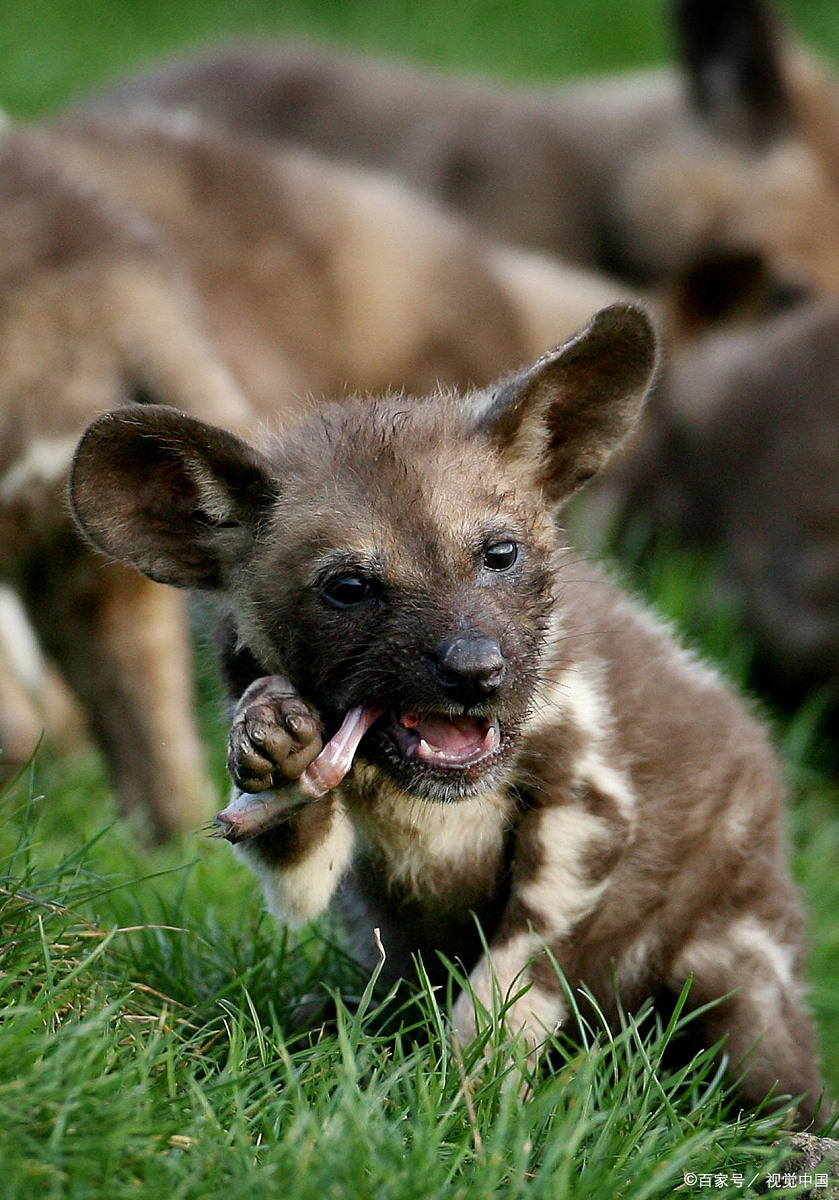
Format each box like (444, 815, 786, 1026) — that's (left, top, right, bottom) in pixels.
(412, 714, 487, 754)
(299, 704, 380, 798)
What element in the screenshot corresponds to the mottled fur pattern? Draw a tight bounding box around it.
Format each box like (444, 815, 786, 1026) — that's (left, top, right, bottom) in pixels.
(0, 109, 621, 833)
(84, 0, 839, 315)
(69, 304, 823, 1124)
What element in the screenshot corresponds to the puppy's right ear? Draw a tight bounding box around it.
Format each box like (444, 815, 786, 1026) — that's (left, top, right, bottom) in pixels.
(69, 405, 276, 589)
(469, 304, 658, 508)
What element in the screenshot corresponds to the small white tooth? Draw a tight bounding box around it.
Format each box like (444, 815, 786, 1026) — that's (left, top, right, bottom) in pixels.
(418, 738, 447, 763)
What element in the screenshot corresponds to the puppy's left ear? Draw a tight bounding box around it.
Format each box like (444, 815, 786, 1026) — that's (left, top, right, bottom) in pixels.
(70, 405, 276, 589)
(470, 303, 658, 507)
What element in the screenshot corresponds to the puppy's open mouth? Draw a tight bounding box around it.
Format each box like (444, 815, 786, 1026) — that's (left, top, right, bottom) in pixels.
(216, 704, 506, 842)
(301, 706, 505, 801)
(299, 708, 504, 803)
(389, 712, 500, 768)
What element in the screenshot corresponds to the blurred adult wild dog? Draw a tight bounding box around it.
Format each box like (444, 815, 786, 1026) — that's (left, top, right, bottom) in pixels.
(612, 296, 839, 701)
(87, 0, 839, 320)
(0, 109, 625, 835)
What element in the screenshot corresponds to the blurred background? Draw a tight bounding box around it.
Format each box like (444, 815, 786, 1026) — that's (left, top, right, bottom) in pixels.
(2, 3, 839, 1192)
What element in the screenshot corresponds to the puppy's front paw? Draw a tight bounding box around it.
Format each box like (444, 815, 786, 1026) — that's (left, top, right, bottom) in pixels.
(227, 676, 323, 793)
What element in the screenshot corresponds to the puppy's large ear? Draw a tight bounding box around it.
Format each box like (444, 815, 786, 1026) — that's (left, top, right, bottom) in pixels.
(470, 303, 657, 507)
(673, 0, 791, 145)
(69, 405, 276, 589)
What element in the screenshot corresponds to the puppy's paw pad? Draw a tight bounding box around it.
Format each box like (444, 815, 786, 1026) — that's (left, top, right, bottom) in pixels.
(228, 677, 323, 791)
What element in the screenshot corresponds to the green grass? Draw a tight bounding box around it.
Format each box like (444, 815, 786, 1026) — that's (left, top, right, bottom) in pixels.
(0, 762, 811, 1200)
(2, 0, 839, 1194)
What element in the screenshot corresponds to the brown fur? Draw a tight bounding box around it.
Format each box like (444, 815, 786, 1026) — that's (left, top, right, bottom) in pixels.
(82, 0, 839, 312)
(0, 110, 625, 834)
(68, 305, 823, 1124)
(28, 112, 528, 407)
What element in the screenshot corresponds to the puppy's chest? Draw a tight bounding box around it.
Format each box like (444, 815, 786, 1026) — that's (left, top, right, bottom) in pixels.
(347, 771, 519, 911)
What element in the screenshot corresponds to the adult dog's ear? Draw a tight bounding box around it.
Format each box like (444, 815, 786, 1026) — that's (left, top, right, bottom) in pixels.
(673, 0, 791, 145)
(470, 303, 658, 508)
(69, 405, 276, 589)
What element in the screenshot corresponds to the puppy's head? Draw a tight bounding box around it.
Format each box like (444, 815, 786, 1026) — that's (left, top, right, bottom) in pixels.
(70, 303, 656, 800)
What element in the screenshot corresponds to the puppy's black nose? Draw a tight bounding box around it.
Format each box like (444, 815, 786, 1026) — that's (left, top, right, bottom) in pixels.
(434, 635, 506, 701)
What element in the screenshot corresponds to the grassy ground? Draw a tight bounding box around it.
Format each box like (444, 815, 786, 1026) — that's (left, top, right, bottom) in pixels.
(2, 0, 839, 1195)
(0, 797, 802, 1199)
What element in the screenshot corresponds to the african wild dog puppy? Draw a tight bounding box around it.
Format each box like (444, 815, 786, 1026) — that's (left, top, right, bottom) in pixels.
(69, 304, 823, 1124)
(83, 0, 839, 315)
(0, 109, 625, 834)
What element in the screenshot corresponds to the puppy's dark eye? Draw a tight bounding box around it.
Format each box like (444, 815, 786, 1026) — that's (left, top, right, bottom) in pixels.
(483, 540, 518, 571)
(321, 573, 376, 608)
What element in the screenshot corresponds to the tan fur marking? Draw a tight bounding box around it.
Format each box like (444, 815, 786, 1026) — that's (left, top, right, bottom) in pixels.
(673, 916, 796, 991)
(616, 931, 658, 991)
(0, 586, 45, 695)
(351, 768, 515, 905)
(453, 930, 567, 1046)
(519, 806, 616, 933)
(454, 799, 624, 1046)
(95, 573, 209, 832)
(530, 660, 637, 824)
(235, 793, 355, 927)
(723, 776, 764, 847)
